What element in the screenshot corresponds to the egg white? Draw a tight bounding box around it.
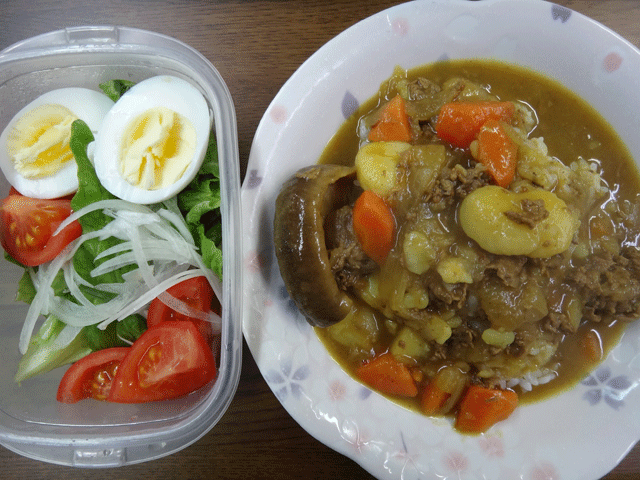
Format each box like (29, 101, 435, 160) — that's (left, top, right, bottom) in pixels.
(0, 88, 115, 199)
(93, 75, 212, 205)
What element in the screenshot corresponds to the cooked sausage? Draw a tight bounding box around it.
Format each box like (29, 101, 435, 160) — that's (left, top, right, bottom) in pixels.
(274, 164, 358, 327)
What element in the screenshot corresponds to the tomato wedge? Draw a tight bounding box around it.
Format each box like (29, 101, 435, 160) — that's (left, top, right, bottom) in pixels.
(0, 193, 82, 266)
(146, 276, 218, 344)
(108, 321, 217, 403)
(57, 347, 130, 403)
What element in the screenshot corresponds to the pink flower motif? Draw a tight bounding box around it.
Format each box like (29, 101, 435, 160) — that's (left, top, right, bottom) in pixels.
(270, 105, 287, 124)
(392, 17, 409, 36)
(342, 422, 370, 455)
(531, 462, 559, 480)
(392, 449, 420, 477)
(603, 52, 623, 72)
(329, 380, 347, 401)
(443, 450, 469, 473)
(479, 435, 505, 458)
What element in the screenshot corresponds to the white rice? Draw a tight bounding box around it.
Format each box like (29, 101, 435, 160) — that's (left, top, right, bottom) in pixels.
(498, 365, 559, 392)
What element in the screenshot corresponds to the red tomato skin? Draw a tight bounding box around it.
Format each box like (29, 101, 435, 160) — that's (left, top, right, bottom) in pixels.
(108, 321, 217, 403)
(56, 347, 130, 403)
(0, 194, 82, 266)
(146, 276, 218, 343)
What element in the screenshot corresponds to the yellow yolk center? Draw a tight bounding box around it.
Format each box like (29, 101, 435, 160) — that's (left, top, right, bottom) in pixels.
(6, 104, 77, 179)
(119, 107, 196, 190)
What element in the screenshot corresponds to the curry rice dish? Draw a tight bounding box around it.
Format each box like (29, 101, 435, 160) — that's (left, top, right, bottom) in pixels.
(274, 60, 640, 433)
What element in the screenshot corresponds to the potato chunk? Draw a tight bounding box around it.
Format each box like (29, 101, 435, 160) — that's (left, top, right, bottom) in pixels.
(355, 141, 411, 197)
(459, 185, 579, 257)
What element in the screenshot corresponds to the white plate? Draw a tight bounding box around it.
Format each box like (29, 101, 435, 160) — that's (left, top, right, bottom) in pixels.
(241, 1, 640, 478)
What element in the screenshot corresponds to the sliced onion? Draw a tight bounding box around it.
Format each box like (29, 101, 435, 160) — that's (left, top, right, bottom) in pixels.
(19, 239, 79, 353)
(95, 268, 210, 329)
(156, 288, 222, 334)
(53, 199, 151, 236)
(19, 201, 223, 351)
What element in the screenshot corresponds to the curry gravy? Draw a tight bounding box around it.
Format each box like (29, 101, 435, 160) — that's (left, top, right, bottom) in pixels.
(316, 59, 640, 409)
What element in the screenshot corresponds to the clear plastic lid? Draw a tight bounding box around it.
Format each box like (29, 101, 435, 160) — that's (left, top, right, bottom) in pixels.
(0, 26, 242, 467)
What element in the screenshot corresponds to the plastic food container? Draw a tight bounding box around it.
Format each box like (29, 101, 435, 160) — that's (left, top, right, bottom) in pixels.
(0, 26, 242, 467)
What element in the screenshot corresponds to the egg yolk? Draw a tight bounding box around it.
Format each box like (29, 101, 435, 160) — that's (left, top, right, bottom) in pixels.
(119, 107, 196, 191)
(6, 104, 77, 179)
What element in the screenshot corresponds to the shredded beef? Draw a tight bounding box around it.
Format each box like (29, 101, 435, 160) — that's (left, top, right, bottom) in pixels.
(569, 247, 640, 322)
(543, 311, 578, 334)
(326, 206, 378, 290)
(485, 256, 528, 289)
(429, 163, 491, 206)
(426, 274, 468, 309)
(407, 77, 441, 100)
(504, 332, 526, 357)
(447, 320, 477, 351)
(504, 199, 549, 228)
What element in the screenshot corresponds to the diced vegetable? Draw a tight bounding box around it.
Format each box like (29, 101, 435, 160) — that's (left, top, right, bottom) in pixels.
(481, 328, 516, 349)
(83, 314, 147, 351)
(473, 119, 518, 188)
(56, 347, 129, 403)
(15, 315, 92, 383)
(354, 141, 411, 197)
(420, 380, 451, 415)
(325, 305, 380, 356)
(356, 352, 418, 397)
(368, 95, 412, 143)
(459, 185, 579, 258)
(177, 132, 224, 280)
(108, 321, 217, 403)
(390, 326, 430, 363)
(435, 101, 515, 148)
(115, 314, 148, 344)
(420, 315, 452, 344)
(147, 275, 220, 344)
(455, 385, 518, 433)
(5, 79, 225, 405)
(580, 329, 603, 363)
(352, 190, 396, 265)
(0, 193, 82, 267)
(428, 365, 469, 415)
(406, 144, 447, 198)
(99, 79, 136, 102)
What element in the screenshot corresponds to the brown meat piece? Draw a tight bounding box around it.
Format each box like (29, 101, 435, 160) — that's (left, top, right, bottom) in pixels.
(543, 311, 579, 334)
(485, 256, 528, 289)
(426, 274, 468, 309)
(504, 199, 549, 228)
(407, 77, 441, 100)
(326, 206, 378, 290)
(430, 163, 490, 206)
(570, 247, 640, 322)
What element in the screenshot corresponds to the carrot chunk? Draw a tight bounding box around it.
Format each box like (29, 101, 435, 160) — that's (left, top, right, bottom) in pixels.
(420, 380, 451, 415)
(435, 101, 515, 149)
(455, 385, 518, 433)
(356, 352, 418, 397)
(475, 119, 518, 188)
(368, 94, 412, 142)
(580, 329, 603, 363)
(352, 190, 395, 265)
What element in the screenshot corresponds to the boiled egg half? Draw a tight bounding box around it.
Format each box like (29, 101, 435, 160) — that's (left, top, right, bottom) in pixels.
(0, 88, 115, 198)
(93, 75, 212, 204)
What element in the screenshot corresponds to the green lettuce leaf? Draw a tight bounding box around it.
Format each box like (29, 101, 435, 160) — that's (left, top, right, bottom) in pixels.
(99, 79, 135, 102)
(15, 316, 92, 383)
(178, 134, 223, 279)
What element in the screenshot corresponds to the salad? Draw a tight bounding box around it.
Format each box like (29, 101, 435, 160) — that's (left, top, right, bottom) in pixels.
(0, 77, 224, 403)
